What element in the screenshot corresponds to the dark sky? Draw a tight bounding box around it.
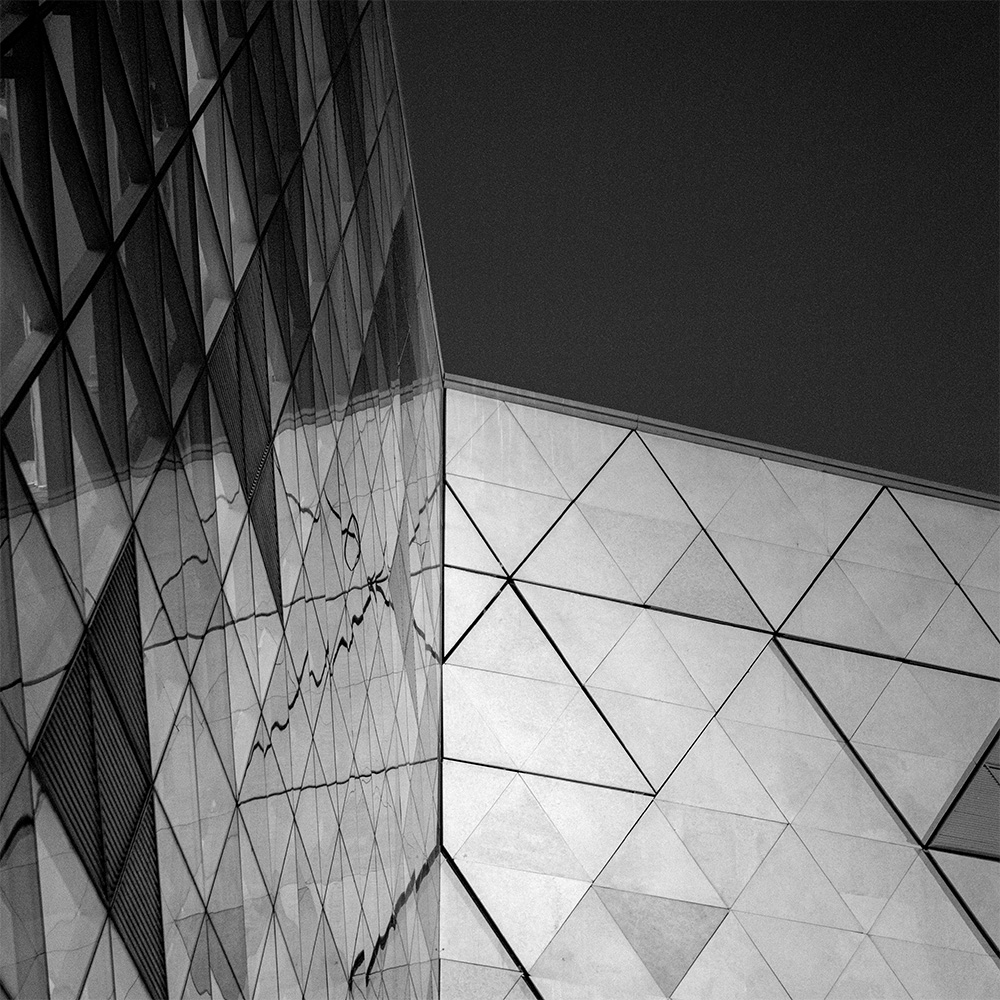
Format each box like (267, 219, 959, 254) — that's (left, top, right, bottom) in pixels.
(390, 1, 999, 496)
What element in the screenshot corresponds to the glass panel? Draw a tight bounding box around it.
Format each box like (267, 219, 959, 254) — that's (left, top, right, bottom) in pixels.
(190, 132, 234, 350)
(7, 348, 84, 607)
(3, 445, 83, 742)
(34, 794, 106, 1000)
(182, 0, 218, 115)
(10, 6, 448, 995)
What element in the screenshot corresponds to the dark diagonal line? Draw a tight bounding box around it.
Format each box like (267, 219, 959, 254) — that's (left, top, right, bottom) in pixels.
(508, 430, 635, 580)
(925, 728, 1000, 848)
(512, 575, 774, 637)
(445, 476, 507, 572)
(442, 847, 545, 999)
(776, 486, 886, 634)
(927, 844, 1000, 864)
(510, 578, 657, 794)
(443, 756, 654, 799)
(638, 432, 774, 628)
(773, 630, 1000, 685)
(442, 576, 508, 663)
(923, 850, 1000, 962)
(774, 636, 922, 846)
(889, 487, 1000, 645)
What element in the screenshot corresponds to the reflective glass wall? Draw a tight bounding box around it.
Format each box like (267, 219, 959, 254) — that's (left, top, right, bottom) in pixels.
(1, 2, 442, 997)
(442, 385, 1000, 1000)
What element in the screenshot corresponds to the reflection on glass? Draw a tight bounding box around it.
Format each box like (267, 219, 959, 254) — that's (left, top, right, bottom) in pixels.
(2, 3, 442, 997)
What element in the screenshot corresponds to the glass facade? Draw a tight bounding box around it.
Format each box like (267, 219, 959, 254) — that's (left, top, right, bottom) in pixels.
(442, 385, 1000, 1000)
(1, 3, 442, 998)
(3, 3, 999, 999)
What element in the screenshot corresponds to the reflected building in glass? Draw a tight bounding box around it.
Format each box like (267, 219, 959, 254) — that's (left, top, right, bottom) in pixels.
(2, 2, 441, 998)
(2, 2, 999, 1000)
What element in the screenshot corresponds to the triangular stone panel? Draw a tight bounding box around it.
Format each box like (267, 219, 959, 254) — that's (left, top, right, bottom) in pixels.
(659, 801, 784, 907)
(507, 402, 628, 498)
(783, 559, 899, 653)
(930, 850, 1000, 947)
(673, 912, 787, 1000)
(737, 911, 862, 1000)
(764, 460, 878, 555)
(518, 582, 640, 682)
(651, 610, 769, 710)
(781, 639, 899, 739)
(596, 886, 726, 997)
(449, 585, 572, 685)
(908, 586, 1000, 678)
(826, 935, 910, 1000)
(448, 474, 568, 574)
(962, 528, 999, 634)
(519, 503, 640, 601)
(589, 690, 710, 789)
(531, 888, 666, 999)
(658, 720, 785, 823)
(444, 484, 505, 574)
(892, 489, 999, 582)
(443, 760, 516, 855)
(794, 750, 911, 845)
(649, 532, 769, 629)
(596, 804, 725, 907)
(457, 859, 588, 969)
(443, 568, 504, 655)
(457, 775, 590, 880)
(639, 435, 757, 528)
(522, 773, 649, 881)
(447, 402, 567, 499)
(794, 826, 915, 932)
(870, 854, 988, 954)
(586, 610, 710, 709)
(732, 826, 861, 931)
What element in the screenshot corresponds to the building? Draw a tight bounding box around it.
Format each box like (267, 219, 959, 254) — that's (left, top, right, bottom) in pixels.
(2, 2, 441, 997)
(439, 380, 999, 999)
(1, 2, 997, 1000)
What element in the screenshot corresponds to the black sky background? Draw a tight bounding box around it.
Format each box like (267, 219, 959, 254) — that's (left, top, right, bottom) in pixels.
(390, 1, 999, 495)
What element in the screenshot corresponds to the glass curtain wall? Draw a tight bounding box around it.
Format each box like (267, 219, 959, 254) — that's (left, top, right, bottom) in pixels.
(1, 2, 443, 998)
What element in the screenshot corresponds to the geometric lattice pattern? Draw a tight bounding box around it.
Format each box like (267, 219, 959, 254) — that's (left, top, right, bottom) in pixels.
(4, 2, 998, 998)
(1, 4, 441, 998)
(443, 387, 1000, 1000)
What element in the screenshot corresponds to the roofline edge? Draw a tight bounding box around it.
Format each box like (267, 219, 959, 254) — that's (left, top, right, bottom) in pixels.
(444, 373, 1000, 510)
